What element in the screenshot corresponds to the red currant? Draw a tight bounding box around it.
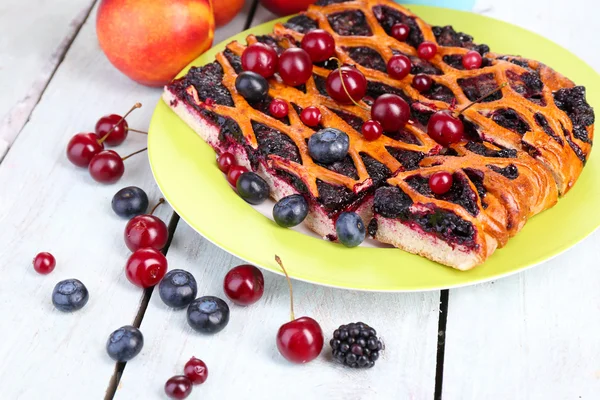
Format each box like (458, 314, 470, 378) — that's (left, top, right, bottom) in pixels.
(361, 120, 383, 141)
(184, 357, 208, 385)
(125, 248, 168, 288)
(269, 98, 289, 118)
(241, 43, 278, 78)
(300, 106, 322, 127)
(462, 50, 483, 70)
(164, 375, 192, 399)
(66, 133, 104, 167)
(227, 165, 248, 187)
(301, 29, 336, 62)
(417, 41, 438, 60)
(95, 114, 128, 146)
(387, 55, 412, 80)
(217, 152, 236, 173)
(326, 65, 367, 105)
(371, 94, 411, 132)
(391, 23, 410, 41)
(88, 150, 124, 184)
(278, 48, 313, 87)
(412, 73, 433, 92)
(33, 252, 56, 274)
(429, 171, 454, 195)
(427, 111, 464, 146)
(223, 264, 265, 306)
(124, 214, 169, 252)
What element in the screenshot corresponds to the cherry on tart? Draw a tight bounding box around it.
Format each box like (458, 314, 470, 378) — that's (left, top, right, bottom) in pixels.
(371, 94, 411, 132)
(417, 41, 438, 60)
(124, 199, 168, 252)
(429, 171, 454, 195)
(241, 43, 279, 78)
(33, 252, 56, 274)
(326, 65, 367, 105)
(386, 55, 412, 80)
(217, 152, 236, 173)
(462, 50, 483, 70)
(300, 106, 322, 127)
(223, 264, 265, 306)
(227, 165, 248, 187)
(361, 120, 383, 141)
(278, 48, 313, 87)
(391, 23, 410, 41)
(95, 103, 142, 146)
(269, 98, 289, 119)
(184, 357, 208, 385)
(125, 248, 168, 288)
(412, 74, 433, 92)
(275, 256, 324, 364)
(301, 29, 336, 62)
(66, 133, 104, 167)
(427, 111, 464, 146)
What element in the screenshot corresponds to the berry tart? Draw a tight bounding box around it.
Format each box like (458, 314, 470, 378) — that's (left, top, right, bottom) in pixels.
(163, 0, 594, 270)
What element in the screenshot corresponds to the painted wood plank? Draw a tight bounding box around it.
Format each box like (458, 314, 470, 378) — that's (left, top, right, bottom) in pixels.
(0, 0, 97, 161)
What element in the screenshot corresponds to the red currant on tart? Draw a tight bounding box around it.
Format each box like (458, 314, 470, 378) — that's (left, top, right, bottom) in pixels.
(326, 65, 367, 105)
(427, 111, 464, 146)
(269, 98, 289, 118)
(386, 55, 412, 80)
(217, 152, 236, 173)
(125, 248, 168, 288)
(391, 23, 410, 41)
(412, 73, 433, 92)
(429, 171, 454, 195)
(301, 29, 336, 62)
(361, 120, 383, 141)
(462, 50, 483, 70)
(66, 133, 104, 167)
(278, 48, 313, 87)
(227, 165, 248, 187)
(300, 106, 322, 127)
(417, 41, 438, 60)
(241, 43, 278, 78)
(371, 94, 411, 132)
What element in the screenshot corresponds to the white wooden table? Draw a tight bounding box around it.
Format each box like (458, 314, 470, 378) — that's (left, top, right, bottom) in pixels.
(1, 1, 599, 399)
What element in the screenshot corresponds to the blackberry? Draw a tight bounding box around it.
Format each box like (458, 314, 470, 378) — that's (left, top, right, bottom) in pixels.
(330, 322, 383, 368)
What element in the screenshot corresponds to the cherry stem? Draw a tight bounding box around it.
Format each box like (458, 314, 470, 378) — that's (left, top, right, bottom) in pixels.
(457, 82, 508, 115)
(329, 57, 370, 112)
(121, 147, 147, 161)
(127, 128, 148, 135)
(150, 198, 165, 215)
(275, 255, 295, 321)
(98, 102, 142, 144)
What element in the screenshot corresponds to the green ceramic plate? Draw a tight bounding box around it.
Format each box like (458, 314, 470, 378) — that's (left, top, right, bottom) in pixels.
(149, 6, 600, 291)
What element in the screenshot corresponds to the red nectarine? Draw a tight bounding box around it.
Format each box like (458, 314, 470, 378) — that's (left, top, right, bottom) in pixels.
(214, 0, 246, 27)
(260, 0, 317, 16)
(97, 0, 215, 87)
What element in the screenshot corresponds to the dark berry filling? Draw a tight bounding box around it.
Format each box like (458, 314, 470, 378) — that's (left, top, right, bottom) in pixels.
(463, 168, 488, 208)
(553, 86, 594, 143)
(458, 73, 503, 103)
(491, 108, 530, 135)
(460, 116, 482, 142)
(365, 81, 410, 105)
(487, 164, 519, 180)
(252, 121, 302, 163)
(223, 49, 243, 74)
(521, 140, 541, 158)
(411, 102, 435, 127)
(275, 170, 309, 194)
(196, 108, 243, 144)
(534, 113, 564, 145)
(328, 10, 372, 36)
(372, 6, 424, 48)
(407, 54, 443, 75)
(360, 152, 391, 185)
(432, 25, 489, 55)
(284, 15, 318, 34)
(386, 147, 424, 170)
(506, 70, 545, 105)
(315, 58, 339, 70)
(255, 35, 286, 55)
(373, 186, 413, 219)
(443, 54, 465, 70)
(169, 62, 234, 107)
(330, 109, 364, 132)
(344, 47, 386, 72)
(315, 0, 353, 4)
(317, 155, 359, 179)
(314, 74, 330, 97)
(405, 173, 480, 216)
(367, 218, 378, 238)
(564, 130, 587, 163)
(316, 180, 360, 214)
(422, 82, 455, 103)
(465, 142, 517, 158)
(384, 128, 421, 145)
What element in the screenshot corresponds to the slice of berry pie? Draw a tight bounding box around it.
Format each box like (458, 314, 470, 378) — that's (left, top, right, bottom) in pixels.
(163, 0, 594, 270)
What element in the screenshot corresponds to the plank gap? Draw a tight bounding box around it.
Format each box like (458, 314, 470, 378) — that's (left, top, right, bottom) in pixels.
(244, 0, 261, 30)
(434, 289, 450, 400)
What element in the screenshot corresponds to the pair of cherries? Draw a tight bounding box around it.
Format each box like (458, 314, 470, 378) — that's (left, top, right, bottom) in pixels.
(66, 103, 147, 184)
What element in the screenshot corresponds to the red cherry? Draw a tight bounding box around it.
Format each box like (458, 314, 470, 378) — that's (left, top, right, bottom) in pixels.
(371, 94, 411, 132)
(325, 65, 367, 105)
(88, 150, 124, 184)
(391, 23, 410, 41)
(387, 54, 412, 80)
(300, 106, 322, 127)
(66, 133, 104, 167)
(427, 111, 464, 146)
(227, 165, 248, 187)
(462, 50, 483, 70)
(412, 74, 433, 92)
(164, 375, 192, 399)
(223, 264, 265, 306)
(429, 171, 454, 195)
(124, 215, 168, 252)
(241, 43, 279, 78)
(269, 99, 289, 119)
(217, 152, 236, 173)
(95, 114, 128, 146)
(301, 29, 336, 62)
(33, 252, 56, 275)
(125, 248, 168, 288)
(184, 357, 208, 385)
(278, 48, 313, 87)
(417, 41, 438, 60)
(361, 120, 383, 141)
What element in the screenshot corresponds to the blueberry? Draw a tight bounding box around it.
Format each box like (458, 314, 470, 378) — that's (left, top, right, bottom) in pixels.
(111, 186, 149, 218)
(336, 212, 366, 247)
(158, 269, 198, 309)
(273, 194, 309, 227)
(106, 325, 144, 362)
(236, 172, 270, 205)
(308, 128, 349, 164)
(52, 279, 89, 312)
(235, 71, 269, 102)
(187, 296, 230, 334)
